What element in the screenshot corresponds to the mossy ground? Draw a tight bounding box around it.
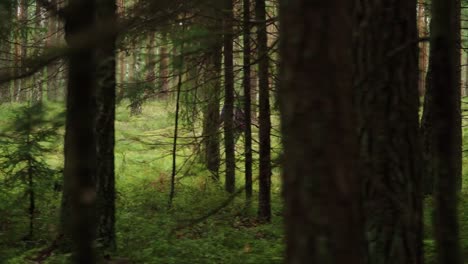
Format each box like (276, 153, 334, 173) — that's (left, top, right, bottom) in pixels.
(0, 100, 283, 264)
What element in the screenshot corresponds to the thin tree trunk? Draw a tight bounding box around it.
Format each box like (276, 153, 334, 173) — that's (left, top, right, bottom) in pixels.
(168, 50, 183, 209)
(256, 0, 271, 222)
(418, 1, 428, 96)
(159, 36, 169, 98)
(279, 0, 364, 263)
(243, 0, 253, 201)
(18, 0, 28, 102)
(46, 0, 59, 101)
(95, 0, 117, 251)
(146, 32, 155, 85)
(117, 0, 125, 98)
(355, 0, 423, 263)
(224, 0, 236, 193)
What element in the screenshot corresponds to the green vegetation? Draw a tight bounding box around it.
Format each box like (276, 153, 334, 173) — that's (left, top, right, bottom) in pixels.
(0, 101, 283, 263)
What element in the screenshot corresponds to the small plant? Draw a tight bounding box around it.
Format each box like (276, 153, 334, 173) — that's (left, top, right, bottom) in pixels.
(0, 103, 62, 240)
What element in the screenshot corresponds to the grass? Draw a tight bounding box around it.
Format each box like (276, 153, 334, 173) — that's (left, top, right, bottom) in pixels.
(0, 100, 284, 264)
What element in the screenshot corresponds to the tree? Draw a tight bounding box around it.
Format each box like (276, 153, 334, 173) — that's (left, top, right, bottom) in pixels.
(60, 0, 98, 261)
(46, 0, 59, 101)
(0, 104, 61, 240)
(355, 0, 423, 263)
(201, 3, 222, 180)
(0, 0, 13, 102)
(223, 0, 236, 193)
(279, 0, 364, 263)
(418, 0, 428, 96)
(256, 0, 271, 222)
(243, 0, 253, 201)
(95, 0, 117, 251)
(428, 0, 464, 263)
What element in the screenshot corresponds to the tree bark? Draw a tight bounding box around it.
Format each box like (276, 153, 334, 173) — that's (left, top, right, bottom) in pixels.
(95, 0, 117, 251)
(243, 0, 253, 201)
(355, 0, 423, 263)
(61, 0, 97, 261)
(46, 0, 59, 101)
(418, 1, 428, 96)
(223, 0, 236, 193)
(256, 0, 271, 222)
(430, 0, 464, 263)
(279, 0, 364, 263)
(201, 5, 222, 179)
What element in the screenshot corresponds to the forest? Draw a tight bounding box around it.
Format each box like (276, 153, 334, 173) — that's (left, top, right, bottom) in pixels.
(0, 0, 465, 263)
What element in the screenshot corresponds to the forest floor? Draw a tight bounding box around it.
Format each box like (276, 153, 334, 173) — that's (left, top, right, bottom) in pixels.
(0, 100, 467, 263)
(0, 100, 284, 264)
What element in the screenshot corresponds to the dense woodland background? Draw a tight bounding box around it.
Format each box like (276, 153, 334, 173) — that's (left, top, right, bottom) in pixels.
(0, 0, 466, 263)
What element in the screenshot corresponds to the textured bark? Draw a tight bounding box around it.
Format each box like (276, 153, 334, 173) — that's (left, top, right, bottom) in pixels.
(256, 0, 271, 222)
(279, 1, 364, 263)
(223, 0, 236, 193)
(243, 0, 253, 200)
(355, 1, 423, 263)
(61, 0, 97, 261)
(95, 0, 117, 251)
(418, 1, 428, 96)
(430, 0, 463, 263)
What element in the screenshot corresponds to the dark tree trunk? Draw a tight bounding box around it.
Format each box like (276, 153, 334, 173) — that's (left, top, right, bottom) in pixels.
(95, 0, 117, 251)
(355, 0, 423, 263)
(243, 0, 253, 201)
(279, 1, 364, 263)
(256, 0, 271, 222)
(0, 42, 11, 103)
(430, 0, 463, 263)
(203, 47, 222, 179)
(61, 0, 97, 262)
(223, 0, 236, 193)
(201, 3, 222, 180)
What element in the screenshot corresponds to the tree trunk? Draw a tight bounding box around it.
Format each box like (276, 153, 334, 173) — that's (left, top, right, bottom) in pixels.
(18, 0, 28, 102)
(418, 1, 428, 96)
(61, 0, 97, 261)
(159, 36, 169, 98)
(223, 0, 236, 193)
(32, 1, 43, 103)
(46, 0, 59, 101)
(146, 32, 155, 86)
(355, 0, 423, 263)
(95, 0, 117, 251)
(0, 42, 11, 103)
(243, 0, 253, 201)
(430, 0, 463, 263)
(256, 0, 271, 222)
(279, 0, 364, 263)
(201, 7, 222, 179)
